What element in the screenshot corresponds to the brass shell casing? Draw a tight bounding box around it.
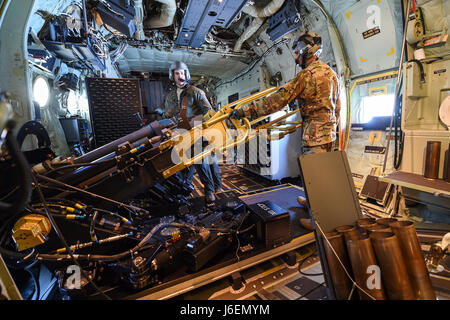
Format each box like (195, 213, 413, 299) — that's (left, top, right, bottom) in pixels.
(369, 232, 415, 300)
(390, 221, 436, 300)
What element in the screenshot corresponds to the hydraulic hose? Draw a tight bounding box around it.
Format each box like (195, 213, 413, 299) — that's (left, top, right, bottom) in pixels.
(0, 120, 32, 216)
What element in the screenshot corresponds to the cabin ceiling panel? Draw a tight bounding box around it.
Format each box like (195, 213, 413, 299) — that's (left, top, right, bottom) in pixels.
(117, 47, 250, 79)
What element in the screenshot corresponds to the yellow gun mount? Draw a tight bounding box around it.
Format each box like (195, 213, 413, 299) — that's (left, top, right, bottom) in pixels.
(157, 87, 302, 179)
(29, 87, 303, 208)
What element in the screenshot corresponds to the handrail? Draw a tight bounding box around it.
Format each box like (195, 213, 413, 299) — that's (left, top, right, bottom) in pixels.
(254, 109, 301, 130)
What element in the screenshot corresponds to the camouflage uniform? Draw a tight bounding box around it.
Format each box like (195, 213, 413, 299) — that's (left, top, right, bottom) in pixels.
(241, 59, 341, 153)
(163, 84, 219, 195)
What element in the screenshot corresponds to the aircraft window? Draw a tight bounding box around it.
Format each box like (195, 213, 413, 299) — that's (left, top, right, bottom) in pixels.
(33, 76, 50, 108)
(358, 94, 395, 124)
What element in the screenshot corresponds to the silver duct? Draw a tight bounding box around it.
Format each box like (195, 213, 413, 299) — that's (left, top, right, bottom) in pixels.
(242, 0, 285, 18)
(133, 0, 145, 40)
(144, 0, 177, 29)
(234, 17, 264, 52)
(234, 0, 286, 52)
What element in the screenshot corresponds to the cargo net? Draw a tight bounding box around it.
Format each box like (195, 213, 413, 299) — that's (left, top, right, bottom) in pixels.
(86, 77, 143, 148)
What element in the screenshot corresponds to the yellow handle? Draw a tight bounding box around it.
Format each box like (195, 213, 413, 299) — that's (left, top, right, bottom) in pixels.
(161, 118, 251, 179)
(208, 87, 278, 117)
(159, 87, 306, 179)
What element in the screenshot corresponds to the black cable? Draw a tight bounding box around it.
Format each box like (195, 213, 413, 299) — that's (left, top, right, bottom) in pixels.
(208, 222, 255, 234)
(27, 206, 70, 216)
(394, 96, 400, 169)
(0, 120, 32, 216)
(236, 223, 255, 235)
(29, 207, 134, 254)
(13, 219, 217, 263)
(392, 0, 409, 170)
(42, 158, 116, 176)
(31, 173, 112, 300)
(35, 223, 187, 261)
(234, 211, 249, 262)
(36, 198, 79, 208)
(409, 59, 425, 83)
(0, 211, 21, 245)
(35, 173, 146, 215)
(0, 186, 20, 201)
(393, 114, 404, 170)
(0, 246, 33, 260)
(393, 80, 404, 170)
(31, 203, 68, 211)
(298, 250, 323, 276)
(37, 184, 76, 194)
(94, 207, 125, 219)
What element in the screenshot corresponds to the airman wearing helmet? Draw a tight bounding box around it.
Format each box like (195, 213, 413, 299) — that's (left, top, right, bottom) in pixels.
(162, 61, 212, 120)
(161, 61, 220, 202)
(232, 32, 341, 154)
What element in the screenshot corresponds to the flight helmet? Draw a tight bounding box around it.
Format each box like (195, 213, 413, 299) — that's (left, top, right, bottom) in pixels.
(292, 31, 322, 68)
(168, 61, 191, 84)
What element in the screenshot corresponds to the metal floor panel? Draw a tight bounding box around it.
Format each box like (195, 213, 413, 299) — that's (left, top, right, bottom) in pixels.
(191, 165, 275, 197)
(208, 248, 327, 300)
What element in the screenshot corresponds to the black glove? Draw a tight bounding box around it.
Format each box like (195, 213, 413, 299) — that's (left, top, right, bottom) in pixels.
(229, 109, 244, 120)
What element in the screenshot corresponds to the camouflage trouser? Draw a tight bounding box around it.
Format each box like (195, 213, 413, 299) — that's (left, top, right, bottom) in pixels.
(302, 142, 333, 155)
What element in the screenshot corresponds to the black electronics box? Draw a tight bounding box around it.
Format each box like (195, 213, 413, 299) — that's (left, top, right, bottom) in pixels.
(247, 200, 291, 248)
(359, 175, 391, 205)
(96, 0, 137, 38)
(267, 0, 302, 42)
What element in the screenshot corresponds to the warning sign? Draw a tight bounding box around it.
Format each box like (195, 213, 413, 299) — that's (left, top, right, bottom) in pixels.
(363, 27, 381, 39)
(365, 146, 386, 154)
